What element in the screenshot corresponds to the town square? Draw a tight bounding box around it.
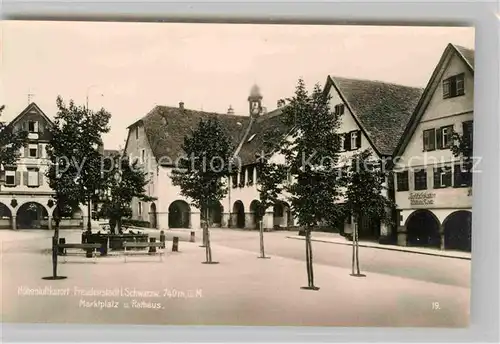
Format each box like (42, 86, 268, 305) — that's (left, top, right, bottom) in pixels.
(1, 22, 473, 327)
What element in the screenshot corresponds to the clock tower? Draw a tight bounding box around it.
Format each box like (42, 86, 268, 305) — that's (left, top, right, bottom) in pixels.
(248, 84, 263, 118)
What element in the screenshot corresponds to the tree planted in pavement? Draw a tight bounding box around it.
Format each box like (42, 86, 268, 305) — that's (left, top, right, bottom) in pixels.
(278, 79, 344, 290)
(171, 117, 234, 264)
(343, 149, 395, 277)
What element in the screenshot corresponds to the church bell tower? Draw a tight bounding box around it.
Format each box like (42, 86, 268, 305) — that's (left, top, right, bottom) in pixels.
(248, 84, 263, 118)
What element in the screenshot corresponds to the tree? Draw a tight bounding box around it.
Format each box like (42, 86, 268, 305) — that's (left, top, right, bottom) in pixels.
(48, 96, 111, 233)
(0, 105, 28, 180)
(44, 96, 110, 279)
(255, 148, 287, 259)
(98, 154, 154, 233)
(171, 117, 234, 264)
(344, 149, 395, 277)
(278, 79, 344, 290)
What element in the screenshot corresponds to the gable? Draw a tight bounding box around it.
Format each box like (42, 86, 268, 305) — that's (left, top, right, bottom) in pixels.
(393, 43, 475, 159)
(328, 76, 423, 157)
(420, 52, 474, 123)
(9, 103, 53, 142)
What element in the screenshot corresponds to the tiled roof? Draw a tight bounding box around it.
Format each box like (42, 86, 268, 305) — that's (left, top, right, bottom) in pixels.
(236, 108, 292, 166)
(137, 105, 250, 166)
(454, 44, 474, 70)
(330, 76, 424, 156)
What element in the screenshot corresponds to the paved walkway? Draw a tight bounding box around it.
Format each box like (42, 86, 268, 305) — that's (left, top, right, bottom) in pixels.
(287, 233, 471, 260)
(1, 232, 469, 327)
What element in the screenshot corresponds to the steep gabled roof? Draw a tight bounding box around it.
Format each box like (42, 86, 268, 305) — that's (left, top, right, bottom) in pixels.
(393, 43, 475, 158)
(7, 102, 54, 128)
(327, 76, 423, 156)
(127, 105, 250, 166)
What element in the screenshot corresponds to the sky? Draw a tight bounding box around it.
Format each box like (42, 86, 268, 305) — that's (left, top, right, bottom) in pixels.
(1, 21, 474, 150)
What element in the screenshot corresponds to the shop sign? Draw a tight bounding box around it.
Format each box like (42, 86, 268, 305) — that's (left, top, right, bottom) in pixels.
(408, 192, 435, 206)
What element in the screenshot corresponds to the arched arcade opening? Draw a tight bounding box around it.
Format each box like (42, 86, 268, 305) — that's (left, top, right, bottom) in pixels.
(0, 202, 12, 229)
(443, 210, 472, 252)
(405, 209, 441, 248)
(16, 202, 49, 229)
(232, 200, 245, 228)
(168, 200, 191, 228)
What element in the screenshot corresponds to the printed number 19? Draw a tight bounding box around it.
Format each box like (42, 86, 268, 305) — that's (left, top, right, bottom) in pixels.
(432, 302, 440, 310)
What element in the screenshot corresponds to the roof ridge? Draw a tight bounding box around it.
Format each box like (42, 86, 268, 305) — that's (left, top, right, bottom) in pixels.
(330, 75, 423, 90)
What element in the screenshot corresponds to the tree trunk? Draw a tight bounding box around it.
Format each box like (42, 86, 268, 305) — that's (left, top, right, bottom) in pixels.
(259, 220, 265, 257)
(355, 221, 361, 275)
(87, 196, 92, 232)
(305, 229, 311, 285)
(307, 229, 315, 287)
(53, 205, 60, 279)
(351, 222, 356, 275)
(204, 206, 211, 263)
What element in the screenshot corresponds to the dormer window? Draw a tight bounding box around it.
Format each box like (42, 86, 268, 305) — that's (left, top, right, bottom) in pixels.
(443, 73, 465, 99)
(28, 121, 38, 133)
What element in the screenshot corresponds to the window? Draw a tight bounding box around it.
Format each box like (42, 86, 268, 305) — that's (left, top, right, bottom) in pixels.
(138, 202, 142, 216)
(396, 171, 409, 192)
(350, 131, 358, 150)
(443, 73, 465, 99)
(334, 104, 345, 116)
(141, 149, 145, 164)
(238, 169, 245, 187)
(433, 166, 452, 189)
(5, 171, 16, 186)
(28, 121, 38, 133)
(231, 173, 238, 188)
(135, 127, 139, 140)
(414, 169, 427, 191)
(454, 163, 472, 188)
(27, 168, 39, 187)
(438, 125, 454, 149)
(247, 166, 254, 185)
(423, 129, 436, 151)
(462, 120, 473, 147)
(28, 144, 38, 158)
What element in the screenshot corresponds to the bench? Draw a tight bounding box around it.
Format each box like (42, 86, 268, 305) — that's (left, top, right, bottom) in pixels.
(123, 241, 165, 263)
(58, 243, 102, 263)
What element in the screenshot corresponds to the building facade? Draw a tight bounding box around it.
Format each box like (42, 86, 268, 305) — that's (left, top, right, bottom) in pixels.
(0, 103, 90, 230)
(392, 44, 474, 252)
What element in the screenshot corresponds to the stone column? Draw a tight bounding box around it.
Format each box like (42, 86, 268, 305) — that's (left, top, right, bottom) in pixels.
(48, 216, 52, 231)
(221, 212, 230, 228)
(244, 212, 254, 229)
(397, 225, 407, 246)
(11, 216, 17, 230)
(191, 210, 201, 229)
(263, 211, 274, 231)
(157, 212, 169, 230)
(439, 224, 445, 250)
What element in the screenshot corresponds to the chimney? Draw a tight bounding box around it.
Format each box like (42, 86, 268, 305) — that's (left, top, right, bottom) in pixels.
(227, 105, 234, 115)
(179, 102, 184, 110)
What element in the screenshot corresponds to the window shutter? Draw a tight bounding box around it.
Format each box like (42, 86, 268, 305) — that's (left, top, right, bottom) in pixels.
(355, 130, 361, 149)
(23, 171, 28, 186)
(340, 104, 345, 115)
(422, 130, 428, 151)
(433, 168, 441, 189)
(15, 172, 20, 185)
(344, 133, 351, 151)
(443, 168, 452, 187)
(38, 144, 42, 158)
(428, 129, 436, 150)
(39, 122, 44, 133)
(436, 128, 443, 149)
(24, 146, 29, 157)
(38, 172, 43, 186)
